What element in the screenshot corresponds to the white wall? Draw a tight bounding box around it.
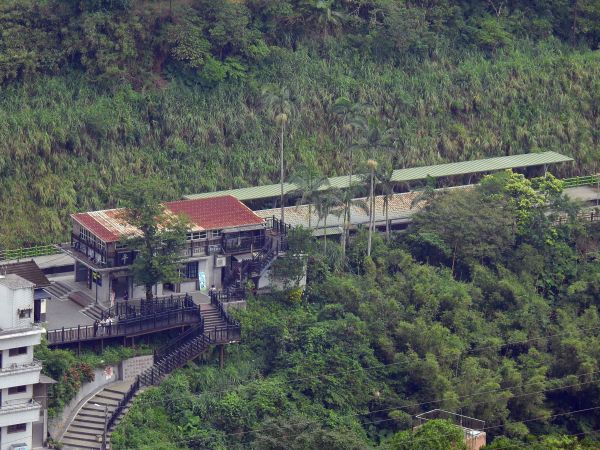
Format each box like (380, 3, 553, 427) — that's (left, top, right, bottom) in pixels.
(0, 422, 32, 450)
(0, 283, 35, 331)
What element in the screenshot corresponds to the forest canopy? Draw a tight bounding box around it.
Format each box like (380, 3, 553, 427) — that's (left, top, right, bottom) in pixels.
(112, 172, 600, 449)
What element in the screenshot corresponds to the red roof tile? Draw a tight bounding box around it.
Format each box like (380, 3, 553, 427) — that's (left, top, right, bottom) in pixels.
(72, 196, 264, 242)
(165, 195, 264, 231)
(72, 212, 122, 242)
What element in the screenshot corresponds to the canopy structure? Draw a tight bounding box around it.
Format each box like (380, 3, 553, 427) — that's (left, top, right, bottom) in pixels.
(184, 151, 573, 202)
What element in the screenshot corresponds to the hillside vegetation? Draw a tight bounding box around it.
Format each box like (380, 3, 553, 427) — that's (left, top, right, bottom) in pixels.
(112, 173, 600, 449)
(0, 0, 598, 247)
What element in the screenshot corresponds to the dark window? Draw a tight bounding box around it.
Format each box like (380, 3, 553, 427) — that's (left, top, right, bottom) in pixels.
(8, 385, 27, 394)
(7, 423, 27, 433)
(9, 347, 27, 356)
(18, 308, 32, 319)
(184, 261, 199, 279)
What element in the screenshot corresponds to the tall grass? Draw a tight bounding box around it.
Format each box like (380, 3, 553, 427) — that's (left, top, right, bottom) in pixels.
(0, 39, 598, 246)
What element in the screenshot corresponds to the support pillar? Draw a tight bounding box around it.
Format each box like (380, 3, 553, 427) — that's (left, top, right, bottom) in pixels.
(219, 344, 225, 369)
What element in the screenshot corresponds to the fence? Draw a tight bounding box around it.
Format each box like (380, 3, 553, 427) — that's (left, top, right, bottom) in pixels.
(0, 244, 60, 262)
(562, 175, 600, 188)
(46, 306, 201, 345)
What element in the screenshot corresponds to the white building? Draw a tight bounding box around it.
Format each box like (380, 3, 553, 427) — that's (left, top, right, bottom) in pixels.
(0, 274, 43, 450)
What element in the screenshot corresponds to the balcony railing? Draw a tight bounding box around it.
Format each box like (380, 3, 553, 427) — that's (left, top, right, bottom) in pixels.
(0, 359, 42, 375)
(0, 399, 41, 415)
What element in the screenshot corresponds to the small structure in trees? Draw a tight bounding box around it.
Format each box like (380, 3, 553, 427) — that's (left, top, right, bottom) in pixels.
(414, 410, 486, 450)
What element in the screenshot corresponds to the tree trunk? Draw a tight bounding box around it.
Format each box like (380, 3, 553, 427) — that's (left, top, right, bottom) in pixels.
(323, 215, 328, 253)
(367, 169, 374, 256)
(280, 122, 285, 224)
(385, 199, 390, 242)
(145, 284, 153, 301)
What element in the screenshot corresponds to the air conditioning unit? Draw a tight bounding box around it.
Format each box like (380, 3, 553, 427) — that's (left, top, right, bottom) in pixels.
(214, 256, 227, 268)
(11, 444, 28, 450)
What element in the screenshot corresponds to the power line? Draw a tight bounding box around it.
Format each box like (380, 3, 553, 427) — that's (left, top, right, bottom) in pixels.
(164, 403, 600, 447)
(215, 377, 600, 438)
(108, 319, 600, 407)
(487, 427, 600, 450)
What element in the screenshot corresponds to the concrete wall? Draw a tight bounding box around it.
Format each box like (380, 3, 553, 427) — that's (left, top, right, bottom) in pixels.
(49, 354, 154, 440)
(0, 422, 32, 450)
(119, 355, 154, 381)
(48, 365, 119, 440)
(0, 283, 35, 331)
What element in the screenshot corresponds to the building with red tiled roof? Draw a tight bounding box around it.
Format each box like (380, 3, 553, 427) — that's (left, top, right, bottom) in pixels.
(71, 196, 265, 243)
(62, 196, 287, 305)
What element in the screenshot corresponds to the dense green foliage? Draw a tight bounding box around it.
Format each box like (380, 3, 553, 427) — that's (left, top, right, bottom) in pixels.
(1, 0, 600, 247)
(112, 173, 600, 449)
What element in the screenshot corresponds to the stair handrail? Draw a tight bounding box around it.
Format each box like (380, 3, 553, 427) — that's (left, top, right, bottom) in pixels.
(107, 329, 212, 431)
(210, 292, 240, 327)
(154, 315, 204, 361)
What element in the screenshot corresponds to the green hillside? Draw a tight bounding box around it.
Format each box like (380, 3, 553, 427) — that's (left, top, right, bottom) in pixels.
(1, 0, 599, 246)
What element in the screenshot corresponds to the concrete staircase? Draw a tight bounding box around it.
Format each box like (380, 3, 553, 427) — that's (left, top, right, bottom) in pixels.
(200, 303, 230, 332)
(45, 281, 73, 299)
(62, 382, 134, 450)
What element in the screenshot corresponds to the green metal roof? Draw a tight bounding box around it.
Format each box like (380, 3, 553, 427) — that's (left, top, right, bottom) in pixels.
(184, 151, 573, 201)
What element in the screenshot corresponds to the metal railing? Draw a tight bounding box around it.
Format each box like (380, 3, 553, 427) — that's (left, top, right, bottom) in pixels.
(0, 399, 41, 415)
(562, 175, 600, 188)
(46, 306, 201, 345)
(0, 359, 42, 375)
(102, 293, 194, 321)
(0, 244, 60, 262)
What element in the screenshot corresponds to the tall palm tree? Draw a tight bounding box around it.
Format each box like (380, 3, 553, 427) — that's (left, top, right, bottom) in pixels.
(314, 187, 343, 254)
(335, 182, 369, 260)
(332, 97, 366, 187)
(332, 97, 367, 249)
(290, 164, 330, 229)
(309, 0, 346, 38)
(377, 166, 396, 242)
(262, 85, 295, 225)
(366, 159, 378, 256)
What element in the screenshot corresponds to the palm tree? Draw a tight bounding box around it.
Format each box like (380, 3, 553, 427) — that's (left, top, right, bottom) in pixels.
(309, 0, 346, 38)
(332, 97, 367, 187)
(366, 159, 378, 256)
(377, 166, 396, 242)
(290, 164, 330, 229)
(314, 187, 343, 254)
(332, 97, 367, 248)
(262, 85, 295, 225)
(335, 183, 369, 260)
(410, 175, 437, 209)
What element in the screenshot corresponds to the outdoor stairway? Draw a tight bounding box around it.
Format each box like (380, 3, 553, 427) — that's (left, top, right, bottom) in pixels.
(45, 280, 72, 298)
(200, 303, 230, 332)
(62, 382, 133, 450)
(81, 303, 106, 321)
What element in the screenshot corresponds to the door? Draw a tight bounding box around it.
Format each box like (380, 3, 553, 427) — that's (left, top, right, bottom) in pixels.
(34, 299, 41, 323)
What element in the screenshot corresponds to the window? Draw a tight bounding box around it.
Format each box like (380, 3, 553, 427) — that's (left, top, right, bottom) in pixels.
(18, 308, 32, 319)
(8, 385, 27, 394)
(7, 423, 27, 433)
(183, 261, 199, 280)
(210, 230, 221, 239)
(187, 231, 207, 241)
(9, 347, 27, 356)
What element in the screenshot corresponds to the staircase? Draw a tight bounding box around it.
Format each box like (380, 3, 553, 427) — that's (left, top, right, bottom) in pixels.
(200, 303, 230, 331)
(82, 303, 105, 321)
(45, 281, 72, 298)
(62, 382, 134, 450)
